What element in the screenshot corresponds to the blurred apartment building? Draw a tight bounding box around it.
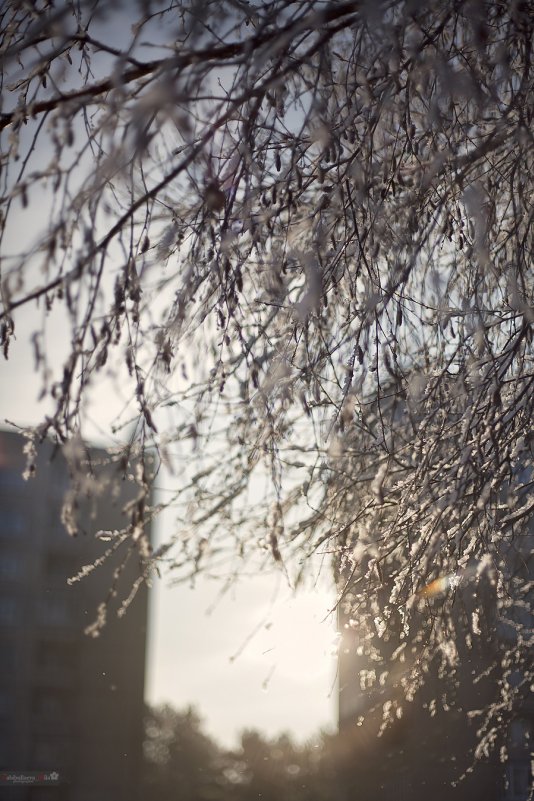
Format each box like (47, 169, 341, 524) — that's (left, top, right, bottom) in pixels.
(0, 429, 150, 801)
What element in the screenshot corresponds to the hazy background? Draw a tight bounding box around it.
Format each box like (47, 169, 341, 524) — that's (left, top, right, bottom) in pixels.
(0, 323, 337, 747)
(0, 2, 338, 749)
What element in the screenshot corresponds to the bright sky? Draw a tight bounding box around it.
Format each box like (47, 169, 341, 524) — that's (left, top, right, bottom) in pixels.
(145, 566, 338, 747)
(0, 308, 338, 748)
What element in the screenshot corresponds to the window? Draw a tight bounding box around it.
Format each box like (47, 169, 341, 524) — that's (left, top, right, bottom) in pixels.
(505, 719, 533, 801)
(0, 509, 26, 540)
(0, 734, 11, 765)
(34, 691, 64, 719)
(33, 689, 73, 738)
(36, 641, 77, 672)
(0, 468, 26, 492)
(44, 553, 76, 586)
(0, 691, 14, 718)
(32, 738, 71, 768)
(35, 641, 77, 689)
(0, 554, 21, 580)
(0, 641, 17, 675)
(505, 762, 532, 801)
(39, 596, 70, 627)
(509, 720, 532, 751)
(0, 598, 19, 626)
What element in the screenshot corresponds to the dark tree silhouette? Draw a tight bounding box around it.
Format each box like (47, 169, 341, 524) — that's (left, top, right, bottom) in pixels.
(143, 705, 341, 801)
(1, 0, 533, 760)
(144, 705, 225, 801)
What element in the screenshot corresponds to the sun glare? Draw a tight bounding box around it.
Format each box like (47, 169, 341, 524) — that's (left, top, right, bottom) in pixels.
(245, 582, 339, 684)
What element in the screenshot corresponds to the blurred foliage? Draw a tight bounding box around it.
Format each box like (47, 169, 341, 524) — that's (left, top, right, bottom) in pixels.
(143, 705, 344, 801)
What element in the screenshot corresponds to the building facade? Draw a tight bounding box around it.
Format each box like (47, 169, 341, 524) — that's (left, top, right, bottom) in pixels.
(0, 430, 150, 801)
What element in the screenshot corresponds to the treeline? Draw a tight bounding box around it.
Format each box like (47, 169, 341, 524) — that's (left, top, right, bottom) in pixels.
(143, 705, 349, 801)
